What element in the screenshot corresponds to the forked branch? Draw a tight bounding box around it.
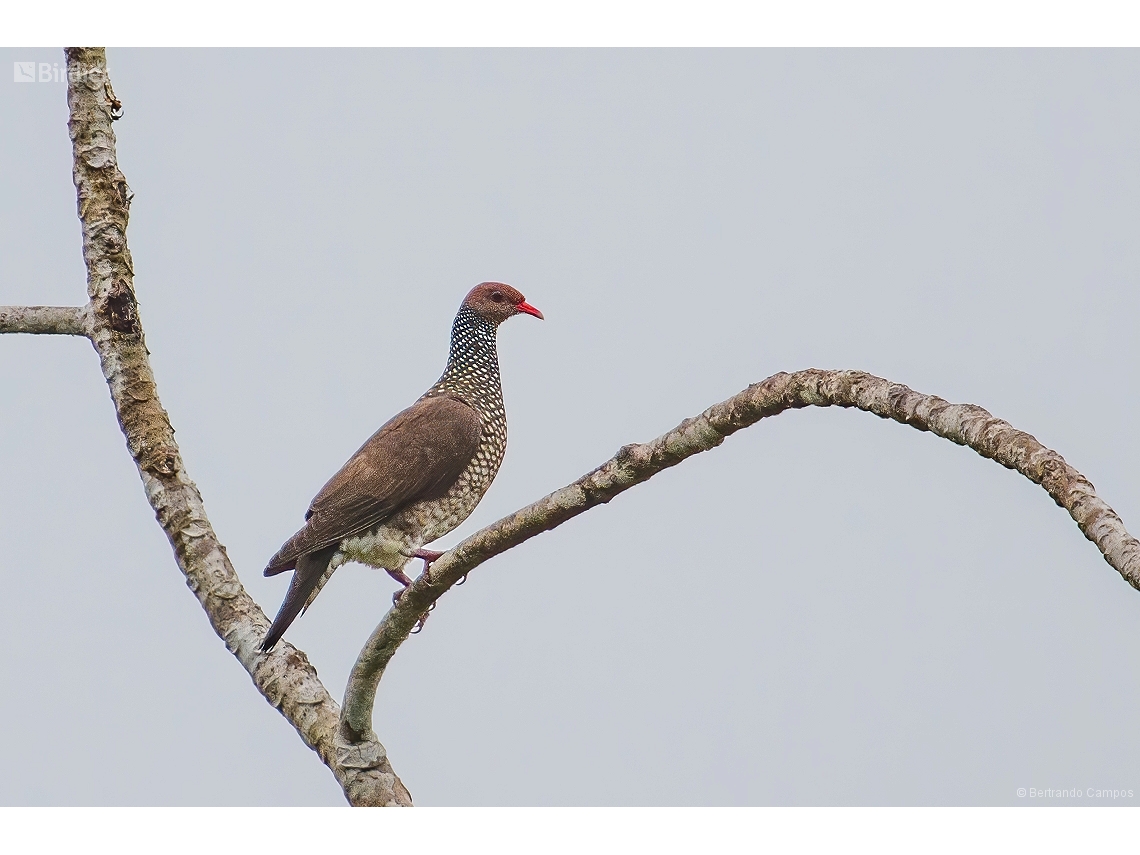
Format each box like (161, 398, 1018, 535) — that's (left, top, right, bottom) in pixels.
(5, 48, 1138, 807)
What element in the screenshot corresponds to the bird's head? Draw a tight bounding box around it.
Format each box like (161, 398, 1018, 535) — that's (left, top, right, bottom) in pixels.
(462, 282, 544, 325)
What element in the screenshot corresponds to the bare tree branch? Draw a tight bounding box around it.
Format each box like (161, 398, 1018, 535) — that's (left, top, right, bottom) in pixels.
(0, 305, 89, 336)
(60, 47, 411, 807)
(12, 48, 1137, 806)
(341, 368, 1140, 741)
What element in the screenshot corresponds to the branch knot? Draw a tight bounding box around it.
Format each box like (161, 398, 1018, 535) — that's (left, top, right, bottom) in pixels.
(100, 278, 139, 334)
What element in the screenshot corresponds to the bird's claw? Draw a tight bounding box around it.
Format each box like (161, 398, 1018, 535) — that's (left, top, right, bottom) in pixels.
(410, 601, 437, 634)
(391, 579, 436, 634)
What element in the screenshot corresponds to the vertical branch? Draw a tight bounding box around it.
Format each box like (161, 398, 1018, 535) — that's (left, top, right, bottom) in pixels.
(62, 48, 411, 806)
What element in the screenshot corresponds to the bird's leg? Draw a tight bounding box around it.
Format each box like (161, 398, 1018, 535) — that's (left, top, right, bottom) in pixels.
(386, 566, 414, 605)
(413, 548, 445, 581)
(385, 566, 414, 587)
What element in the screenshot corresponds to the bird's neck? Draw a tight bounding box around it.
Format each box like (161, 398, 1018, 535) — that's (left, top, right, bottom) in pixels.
(432, 306, 503, 410)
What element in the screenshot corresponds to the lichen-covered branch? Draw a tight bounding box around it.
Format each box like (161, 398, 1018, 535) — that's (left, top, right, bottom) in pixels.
(60, 47, 410, 807)
(0, 305, 89, 336)
(12, 48, 1138, 807)
(341, 368, 1140, 741)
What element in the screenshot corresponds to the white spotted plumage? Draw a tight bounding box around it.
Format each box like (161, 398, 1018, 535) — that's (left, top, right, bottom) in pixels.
(326, 305, 509, 594)
(263, 285, 540, 647)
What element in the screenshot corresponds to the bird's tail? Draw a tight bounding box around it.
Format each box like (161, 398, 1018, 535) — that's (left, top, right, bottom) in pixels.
(260, 543, 340, 652)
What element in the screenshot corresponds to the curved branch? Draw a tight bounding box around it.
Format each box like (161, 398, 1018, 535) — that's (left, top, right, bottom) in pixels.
(341, 368, 1140, 740)
(0, 305, 89, 336)
(62, 47, 410, 807)
(35, 48, 1140, 805)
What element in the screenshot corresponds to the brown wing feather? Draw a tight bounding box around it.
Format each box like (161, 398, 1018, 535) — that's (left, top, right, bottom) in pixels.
(264, 395, 482, 572)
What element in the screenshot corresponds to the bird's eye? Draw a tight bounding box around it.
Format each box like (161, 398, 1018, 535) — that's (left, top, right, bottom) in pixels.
(491, 291, 504, 302)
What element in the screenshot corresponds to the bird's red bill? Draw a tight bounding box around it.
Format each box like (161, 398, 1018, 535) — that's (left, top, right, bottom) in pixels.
(516, 301, 544, 319)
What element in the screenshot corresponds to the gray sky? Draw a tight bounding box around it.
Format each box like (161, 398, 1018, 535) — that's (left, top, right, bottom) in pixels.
(2, 49, 1139, 806)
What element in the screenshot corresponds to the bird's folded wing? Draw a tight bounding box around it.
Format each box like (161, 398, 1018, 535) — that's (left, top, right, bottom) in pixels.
(265, 394, 482, 571)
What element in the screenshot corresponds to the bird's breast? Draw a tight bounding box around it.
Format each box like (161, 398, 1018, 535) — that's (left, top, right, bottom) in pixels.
(403, 410, 507, 545)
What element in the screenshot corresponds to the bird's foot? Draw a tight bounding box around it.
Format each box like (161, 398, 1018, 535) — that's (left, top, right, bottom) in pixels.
(387, 551, 445, 632)
(390, 580, 435, 632)
(410, 601, 437, 634)
(413, 548, 445, 581)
